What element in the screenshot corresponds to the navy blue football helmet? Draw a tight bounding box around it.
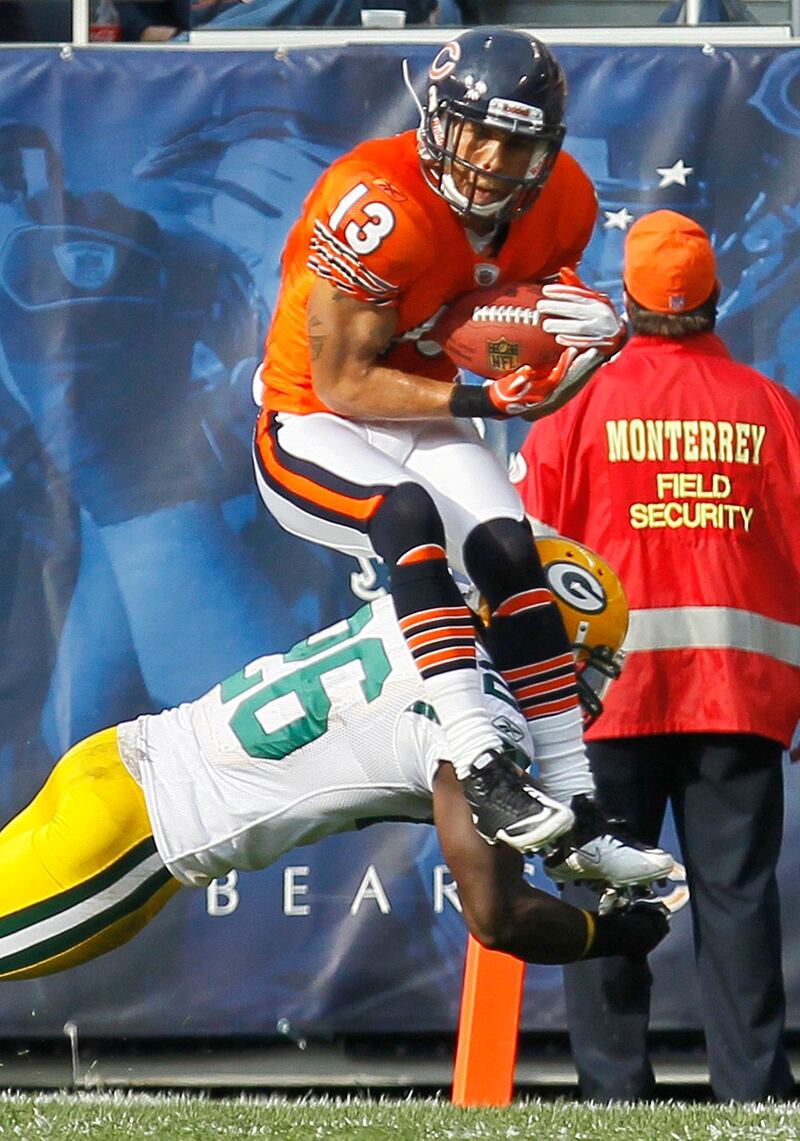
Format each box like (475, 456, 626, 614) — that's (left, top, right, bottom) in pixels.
(419, 28, 566, 225)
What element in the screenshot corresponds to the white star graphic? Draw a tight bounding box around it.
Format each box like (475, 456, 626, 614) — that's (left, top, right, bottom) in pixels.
(603, 207, 634, 231)
(656, 159, 694, 188)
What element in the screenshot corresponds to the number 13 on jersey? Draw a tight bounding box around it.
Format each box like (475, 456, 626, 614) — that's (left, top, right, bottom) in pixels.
(329, 182, 396, 255)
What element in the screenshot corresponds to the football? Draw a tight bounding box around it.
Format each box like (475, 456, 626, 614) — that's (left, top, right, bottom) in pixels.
(429, 280, 562, 380)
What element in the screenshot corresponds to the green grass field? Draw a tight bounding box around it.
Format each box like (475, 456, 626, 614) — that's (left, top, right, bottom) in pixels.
(1, 1092, 799, 1140)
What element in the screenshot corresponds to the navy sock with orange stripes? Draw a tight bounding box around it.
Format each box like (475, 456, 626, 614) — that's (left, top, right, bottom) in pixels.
(369, 485, 473, 668)
(368, 485, 501, 777)
(484, 603, 580, 720)
(463, 519, 588, 795)
(389, 555, 500, 778)
(391, 555, 477, 680)
(464, 517, 580, 717)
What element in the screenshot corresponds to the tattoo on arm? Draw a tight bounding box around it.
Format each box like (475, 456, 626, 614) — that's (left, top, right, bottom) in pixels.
(308, 315, 326, 362)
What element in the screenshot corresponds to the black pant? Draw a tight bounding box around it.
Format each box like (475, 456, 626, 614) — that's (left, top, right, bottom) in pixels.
(563, 733, 793, 1102)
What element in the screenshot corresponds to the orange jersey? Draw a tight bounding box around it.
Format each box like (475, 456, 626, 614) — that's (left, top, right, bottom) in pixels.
(261, 129, 597, 416)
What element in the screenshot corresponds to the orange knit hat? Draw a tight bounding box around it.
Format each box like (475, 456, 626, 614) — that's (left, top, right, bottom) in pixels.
(624, 209, 717, 314)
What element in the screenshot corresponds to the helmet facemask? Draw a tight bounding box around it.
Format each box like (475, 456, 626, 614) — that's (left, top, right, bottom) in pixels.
(421, 97, 563, 225)
(573, 637, 626, 729)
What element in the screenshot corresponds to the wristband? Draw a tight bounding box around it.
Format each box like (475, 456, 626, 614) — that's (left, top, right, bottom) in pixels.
(449, 383, 502, 420)
(580, 905, 667, 961)
(577, 909, 597, 959)
(579, 910, 618, 959)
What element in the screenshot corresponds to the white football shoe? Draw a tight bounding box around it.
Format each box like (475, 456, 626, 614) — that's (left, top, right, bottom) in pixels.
(544, 793, 674, 888)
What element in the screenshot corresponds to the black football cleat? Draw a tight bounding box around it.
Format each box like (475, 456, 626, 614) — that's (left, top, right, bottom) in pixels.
(463, 748, 575, 854)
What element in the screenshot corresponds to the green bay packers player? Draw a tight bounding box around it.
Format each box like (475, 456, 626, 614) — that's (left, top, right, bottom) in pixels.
(0, 580, 670, 981)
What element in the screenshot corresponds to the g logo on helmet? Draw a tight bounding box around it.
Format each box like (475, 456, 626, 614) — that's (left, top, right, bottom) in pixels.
(545, 563, 607, 614)
(533, 536, 629, 657)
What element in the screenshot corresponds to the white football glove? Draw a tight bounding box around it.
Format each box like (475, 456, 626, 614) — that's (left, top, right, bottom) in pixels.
(537, 267, 625, 353)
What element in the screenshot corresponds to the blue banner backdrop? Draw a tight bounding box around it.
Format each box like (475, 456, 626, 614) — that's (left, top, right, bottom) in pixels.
(1, 43, 800, 1037)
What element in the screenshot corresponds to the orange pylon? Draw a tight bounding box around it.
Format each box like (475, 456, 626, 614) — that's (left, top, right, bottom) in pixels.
(452, 934, 526, 1107)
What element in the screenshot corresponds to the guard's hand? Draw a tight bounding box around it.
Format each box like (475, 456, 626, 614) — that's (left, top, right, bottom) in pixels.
(537, 267, 625, 353)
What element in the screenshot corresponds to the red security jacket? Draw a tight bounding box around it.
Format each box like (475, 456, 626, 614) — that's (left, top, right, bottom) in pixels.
(517, 332, 800, 747)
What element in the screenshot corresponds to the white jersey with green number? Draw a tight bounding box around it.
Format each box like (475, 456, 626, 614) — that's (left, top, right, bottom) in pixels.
(117, 596, 529, 887)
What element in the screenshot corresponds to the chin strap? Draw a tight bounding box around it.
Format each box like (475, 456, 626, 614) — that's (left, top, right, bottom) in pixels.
(575, 644, 624, 728)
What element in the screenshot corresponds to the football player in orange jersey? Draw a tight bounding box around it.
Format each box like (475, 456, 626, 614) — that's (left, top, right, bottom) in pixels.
(254, 28, 626, 858)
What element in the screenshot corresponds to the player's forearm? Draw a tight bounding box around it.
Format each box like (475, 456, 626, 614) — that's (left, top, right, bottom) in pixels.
(313, 364, 457, 420)
(468, 887, 668, 965)
(464, 888, 593, 965)
(308, 280, 459, 420)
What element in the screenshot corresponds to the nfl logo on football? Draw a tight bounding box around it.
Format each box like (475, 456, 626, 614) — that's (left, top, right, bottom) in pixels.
(487, 337, 520, 373)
